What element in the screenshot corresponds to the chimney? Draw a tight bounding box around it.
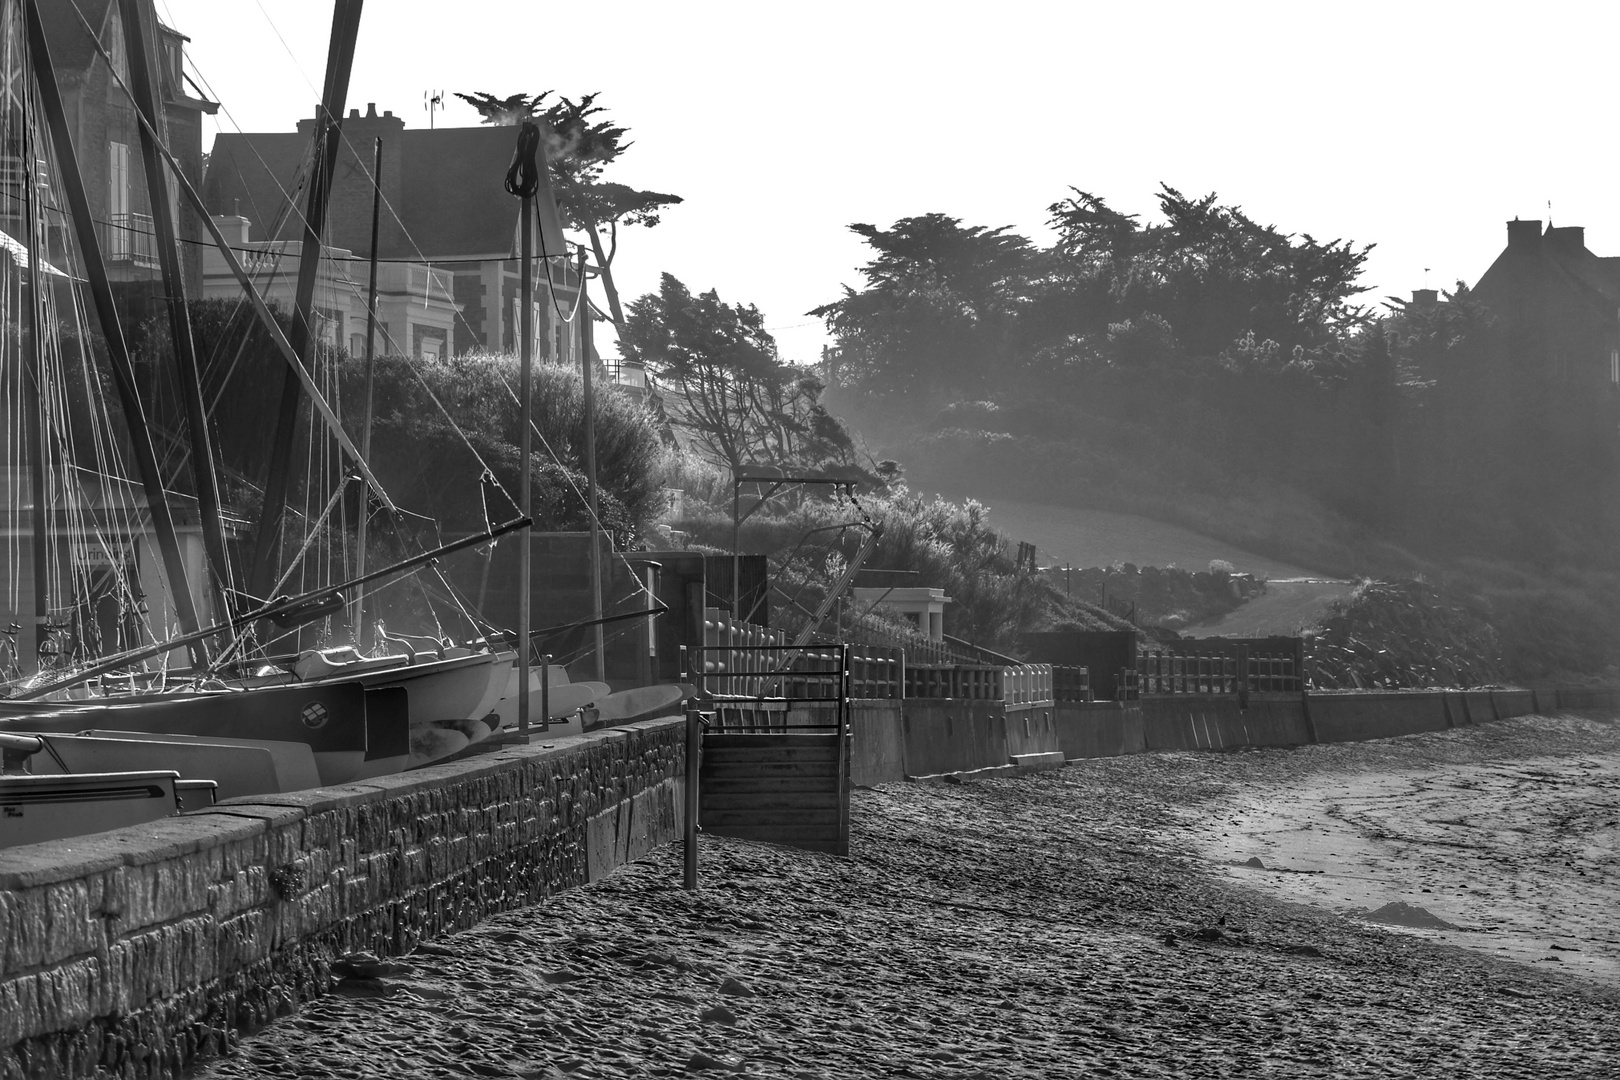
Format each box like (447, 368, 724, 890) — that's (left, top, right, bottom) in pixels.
(1410, 288, 1438, 307)
(212, 213, 252, 245)
(1545, 225, 1586, 253)
(1506, 218, 1542, 249)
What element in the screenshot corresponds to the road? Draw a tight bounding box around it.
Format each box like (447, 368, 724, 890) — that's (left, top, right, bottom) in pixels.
(1190, 578, 1357, 636)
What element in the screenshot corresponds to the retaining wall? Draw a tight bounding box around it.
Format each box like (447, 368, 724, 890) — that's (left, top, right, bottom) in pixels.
(899, 701, 1011, 777)
(849, 702, 905, 787)
(1307, 691, 1451, 743)
(1053, 702, 1146, 759)
(0, 719, 686, 1080)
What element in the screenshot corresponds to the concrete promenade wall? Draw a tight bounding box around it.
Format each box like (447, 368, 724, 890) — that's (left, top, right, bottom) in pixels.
(1053, 702, 1145, 759)
(853, 686, 1611, 782)
(0, 719, 686, 1080)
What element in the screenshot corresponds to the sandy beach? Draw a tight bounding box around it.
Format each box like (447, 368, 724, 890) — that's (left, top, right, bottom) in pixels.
(195, 713, 1620, 1079)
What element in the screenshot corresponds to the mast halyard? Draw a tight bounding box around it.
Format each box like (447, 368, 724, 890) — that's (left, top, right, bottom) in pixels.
(577, 248, 605, 681)
(20, 39, 48, 672)
(247, 0, 364, 604)
(116, 0, 233, 627)
(354, 135, 382, 653)
(22, 0, 207, 668)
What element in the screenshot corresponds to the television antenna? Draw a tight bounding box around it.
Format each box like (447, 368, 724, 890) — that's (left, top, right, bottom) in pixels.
(424, 89, 444, 129)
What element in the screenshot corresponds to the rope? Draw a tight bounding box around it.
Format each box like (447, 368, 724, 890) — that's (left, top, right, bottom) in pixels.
(505, 122, 543, 199)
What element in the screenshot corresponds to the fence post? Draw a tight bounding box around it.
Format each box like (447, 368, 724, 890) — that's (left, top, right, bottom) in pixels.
(684, 703, 701, 890)
(1237, 644, 1250, 710)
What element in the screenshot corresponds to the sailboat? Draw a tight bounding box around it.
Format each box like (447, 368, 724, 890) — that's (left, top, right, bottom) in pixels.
(0, 0, 514, 845)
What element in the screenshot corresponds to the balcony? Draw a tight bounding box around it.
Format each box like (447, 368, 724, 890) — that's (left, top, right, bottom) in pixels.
(102, 212, 158, 268)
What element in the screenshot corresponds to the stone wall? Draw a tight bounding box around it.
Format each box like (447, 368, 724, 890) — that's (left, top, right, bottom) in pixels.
(0, 719, 686, 1080)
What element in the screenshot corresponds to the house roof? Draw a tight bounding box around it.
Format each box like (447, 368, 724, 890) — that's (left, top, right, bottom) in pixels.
(204, 123, 568, 262)
(1473, 223, 1620, 327)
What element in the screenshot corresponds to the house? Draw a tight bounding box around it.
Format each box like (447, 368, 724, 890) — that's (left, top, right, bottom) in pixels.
(27, 0, 217, 294)
(199, 214, 460, 359)
(203, 108, 591, 364)
(852, 586, 952, 641)
(1470, 219, 1620, 395)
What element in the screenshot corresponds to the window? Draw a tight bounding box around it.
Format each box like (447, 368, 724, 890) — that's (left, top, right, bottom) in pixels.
(107, 142, 131, 257)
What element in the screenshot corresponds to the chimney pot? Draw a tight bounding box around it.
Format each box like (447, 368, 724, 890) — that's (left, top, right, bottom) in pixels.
(1506, 219, 1542, 249)
(348, 107, 360, 119)
(367, 102, 378, 118)
(383, 110, 394, 118)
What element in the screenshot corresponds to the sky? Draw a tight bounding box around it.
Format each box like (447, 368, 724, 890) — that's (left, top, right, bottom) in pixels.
(159, 0, 1620, 366)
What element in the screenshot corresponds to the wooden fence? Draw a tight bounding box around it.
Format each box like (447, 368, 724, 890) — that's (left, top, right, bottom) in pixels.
(1126, 651, 1301, 697)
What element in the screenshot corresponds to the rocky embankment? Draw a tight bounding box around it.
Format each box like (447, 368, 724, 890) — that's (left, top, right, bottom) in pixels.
(1309, 579, 1508, 689)
(197, 718, 1620, 1079)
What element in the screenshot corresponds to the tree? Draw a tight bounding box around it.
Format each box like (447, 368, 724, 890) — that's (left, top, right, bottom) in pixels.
(1045, 184, 1373, 361)
(811, 214, 1042, 401)
(623, 273, 855, 474)
(453, 89, 681, 356)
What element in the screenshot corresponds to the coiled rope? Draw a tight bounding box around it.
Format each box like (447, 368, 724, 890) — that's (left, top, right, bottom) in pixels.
(505, 121, 542, 198)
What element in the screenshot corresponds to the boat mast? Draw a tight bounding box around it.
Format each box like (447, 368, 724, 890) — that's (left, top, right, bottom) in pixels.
(577, 248, 604, 681)
(22, 0, 206, 667)
(247, 0, 363, 603)
(20, 40, 48, 671)
(116, 0, 232, 622)
(353, 135, 382, 651)
(519, 129, 533, 736)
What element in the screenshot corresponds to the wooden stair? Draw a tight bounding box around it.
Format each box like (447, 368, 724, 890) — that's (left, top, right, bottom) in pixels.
(699, 732, 849, 855)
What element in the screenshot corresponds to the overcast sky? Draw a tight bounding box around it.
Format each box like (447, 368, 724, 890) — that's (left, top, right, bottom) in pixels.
(160, 0, 1618, 366)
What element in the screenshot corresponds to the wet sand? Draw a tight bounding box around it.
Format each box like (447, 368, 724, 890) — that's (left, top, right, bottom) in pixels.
(195, 713, 1620, 1079)
(1187, 746, 1620, 983)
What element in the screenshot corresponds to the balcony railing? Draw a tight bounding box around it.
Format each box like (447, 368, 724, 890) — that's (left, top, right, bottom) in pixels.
(103, 212, 158, 268)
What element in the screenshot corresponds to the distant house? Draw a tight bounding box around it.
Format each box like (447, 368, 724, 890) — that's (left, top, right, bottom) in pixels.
(27, 0, 217, 293)
(203, 107, 591, 363)
(199, 214, 460, 359)
(1470, 219, 1620, 396)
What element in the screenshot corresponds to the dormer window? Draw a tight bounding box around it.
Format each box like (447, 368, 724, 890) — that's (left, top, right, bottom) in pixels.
(106, 10, 128, 84)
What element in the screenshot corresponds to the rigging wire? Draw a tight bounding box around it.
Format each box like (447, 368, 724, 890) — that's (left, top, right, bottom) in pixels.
(69, 2, 663, 660)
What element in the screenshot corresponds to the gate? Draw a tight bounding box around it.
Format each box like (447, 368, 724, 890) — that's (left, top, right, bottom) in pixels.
(683, 643, 851, 855)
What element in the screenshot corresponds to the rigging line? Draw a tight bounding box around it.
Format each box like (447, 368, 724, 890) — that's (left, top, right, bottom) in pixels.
(72, 16, 515, 557)
(248, 0, 321, 101)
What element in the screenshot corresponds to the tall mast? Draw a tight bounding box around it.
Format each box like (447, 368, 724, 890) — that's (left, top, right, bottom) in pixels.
(577, 248, 604, 681)
(23, 0, 206, 667)
(117, 0, 232, 621)
(20, 42, 48, 671)
(353, 135, 382, 651)
(518, 128, 534, 736)
(247, 0, 364, 602)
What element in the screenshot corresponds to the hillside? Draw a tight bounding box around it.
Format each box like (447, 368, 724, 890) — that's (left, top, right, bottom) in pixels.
(920, 489, 1323, 579)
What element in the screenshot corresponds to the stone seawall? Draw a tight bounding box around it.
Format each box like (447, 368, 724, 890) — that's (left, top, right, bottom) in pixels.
(0, 718, 687, 1080)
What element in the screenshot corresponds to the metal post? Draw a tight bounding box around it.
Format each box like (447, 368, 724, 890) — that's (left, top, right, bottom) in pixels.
(684, 703, 700, 890)
(539, 652, 551, 733)
(732, 478, 741, 619)
(518, 188, 533, 739)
